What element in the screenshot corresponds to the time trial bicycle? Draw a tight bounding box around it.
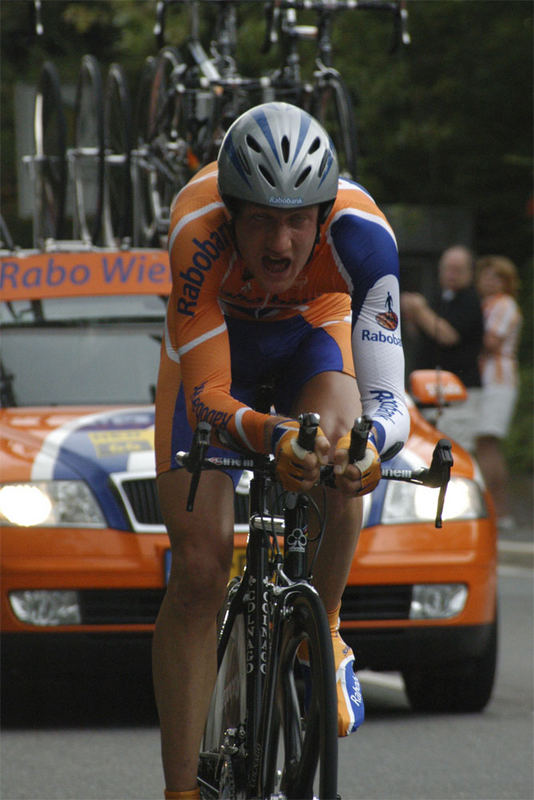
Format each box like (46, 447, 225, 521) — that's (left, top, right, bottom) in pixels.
(177, 411, 452, 798)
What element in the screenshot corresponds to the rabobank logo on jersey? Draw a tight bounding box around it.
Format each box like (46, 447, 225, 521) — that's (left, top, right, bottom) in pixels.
(361, 329, 402, 346)
(362, 290, 401, 345)
(177, 224, 231, 317)
(375, 290, 399, 331)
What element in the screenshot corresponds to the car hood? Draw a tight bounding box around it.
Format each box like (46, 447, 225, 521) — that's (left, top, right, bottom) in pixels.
(0, 406, 155, 529)
(1, 402, 479, 531)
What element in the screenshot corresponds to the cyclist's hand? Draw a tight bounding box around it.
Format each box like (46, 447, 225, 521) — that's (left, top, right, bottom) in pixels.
(333, 434, 381, 496)
(272, 419, 328, 492)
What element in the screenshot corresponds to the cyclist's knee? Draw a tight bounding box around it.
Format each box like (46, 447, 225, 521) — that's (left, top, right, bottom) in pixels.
(166, 534, 233, 619)
(324, 486, 362, 525)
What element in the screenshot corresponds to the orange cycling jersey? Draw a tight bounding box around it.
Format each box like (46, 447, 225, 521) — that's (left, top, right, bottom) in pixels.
(155, 163, 409, 474)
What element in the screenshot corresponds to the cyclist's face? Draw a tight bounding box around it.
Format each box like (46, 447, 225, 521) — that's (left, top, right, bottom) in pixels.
(234, 204, 319, 293)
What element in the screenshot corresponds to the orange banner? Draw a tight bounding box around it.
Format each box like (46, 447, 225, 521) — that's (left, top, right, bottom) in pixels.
(0, 249, 171, 301)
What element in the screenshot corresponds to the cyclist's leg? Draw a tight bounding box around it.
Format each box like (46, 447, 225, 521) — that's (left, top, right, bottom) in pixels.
(292, 368, 362, 610)
(293, 370, 366, 735)
(153, 467, 236, 792)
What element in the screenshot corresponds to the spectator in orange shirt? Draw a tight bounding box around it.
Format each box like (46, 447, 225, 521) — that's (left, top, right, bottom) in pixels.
(474, 255, 522, 530)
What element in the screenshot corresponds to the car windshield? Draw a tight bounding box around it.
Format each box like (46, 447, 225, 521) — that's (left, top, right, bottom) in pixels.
(1, 295, 167, 407)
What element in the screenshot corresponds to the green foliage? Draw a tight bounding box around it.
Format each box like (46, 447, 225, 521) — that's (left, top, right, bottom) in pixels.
(504, 364, 534, 475)
(1, 0, 531, 473)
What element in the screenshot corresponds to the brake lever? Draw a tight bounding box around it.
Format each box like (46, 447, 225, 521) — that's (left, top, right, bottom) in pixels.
(427, 439, 453, 528)
(349, 415, 372, 463)
(184, 421, 212, 511)
(425, 439, 453, 488)
(297, 412, 320, 452)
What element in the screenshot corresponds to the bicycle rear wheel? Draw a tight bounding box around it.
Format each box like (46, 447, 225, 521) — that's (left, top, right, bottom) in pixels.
(73, 54, 105, 244)
(261, 587, 338, 800)
(199, 578, 247, 799)
(33, 61, 67, 246)
(311, 71, 358, 179)
(102, 62, 132, 247)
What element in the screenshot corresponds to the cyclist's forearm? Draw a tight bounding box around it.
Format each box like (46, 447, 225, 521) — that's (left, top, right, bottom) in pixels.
(351, 275, 410, 458)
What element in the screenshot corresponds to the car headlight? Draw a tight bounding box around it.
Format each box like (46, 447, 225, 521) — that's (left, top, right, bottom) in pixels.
(410, 583, 468, 619)
(381, 477, 486, 524)
(9, 590, 82, 625)
(0, 481, 105, 527)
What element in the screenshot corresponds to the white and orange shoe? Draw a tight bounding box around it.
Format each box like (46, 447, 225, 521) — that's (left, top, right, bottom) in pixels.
(331, 625, 365, 736)
(297, 604, 365, 736)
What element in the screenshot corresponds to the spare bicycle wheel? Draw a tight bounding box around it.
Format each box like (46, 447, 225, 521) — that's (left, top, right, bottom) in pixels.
(73, 54, 104, 245)
(33, 61, 67, 246)
(311, 72, 358, 179)
(102, 62, 132, 247)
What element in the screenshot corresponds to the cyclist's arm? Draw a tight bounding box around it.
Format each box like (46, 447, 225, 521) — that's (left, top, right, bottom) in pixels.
(327, 207, 410, 459)
(352, 272, 410, 459)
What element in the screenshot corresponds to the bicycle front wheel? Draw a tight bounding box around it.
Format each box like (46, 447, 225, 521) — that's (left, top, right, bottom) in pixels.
(73, 55, 105, 244)
(199, 578, 247, 799)
(261, 586, 338, 800)
(33, 61, 67, 246)
(311, 72, 358, 179)
(102, 62, 132, 247)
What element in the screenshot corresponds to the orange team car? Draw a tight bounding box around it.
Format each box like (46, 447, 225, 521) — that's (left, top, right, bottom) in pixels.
(1, 248, 497, 713)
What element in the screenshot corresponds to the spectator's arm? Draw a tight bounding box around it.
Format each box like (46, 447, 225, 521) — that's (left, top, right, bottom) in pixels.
(483, 330, 502, 354)
(400, 292, 460, 347)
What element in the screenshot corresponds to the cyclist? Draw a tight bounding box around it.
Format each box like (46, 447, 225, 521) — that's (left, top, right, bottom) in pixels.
(154, 101, 410, 799)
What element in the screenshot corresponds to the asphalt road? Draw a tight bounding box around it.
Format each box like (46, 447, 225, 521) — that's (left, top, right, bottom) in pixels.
(2, 566, 532, 800)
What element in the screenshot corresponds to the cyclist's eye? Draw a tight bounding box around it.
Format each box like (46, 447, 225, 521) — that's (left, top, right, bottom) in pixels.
(289, 213, 313, 228)
(250, 214, 267, 224)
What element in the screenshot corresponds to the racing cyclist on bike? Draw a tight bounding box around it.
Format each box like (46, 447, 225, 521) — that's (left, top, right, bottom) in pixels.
(154, 102, 410, 798)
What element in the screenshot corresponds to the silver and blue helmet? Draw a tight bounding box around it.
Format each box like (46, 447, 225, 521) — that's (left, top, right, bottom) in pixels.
(218, 102, 339, 222)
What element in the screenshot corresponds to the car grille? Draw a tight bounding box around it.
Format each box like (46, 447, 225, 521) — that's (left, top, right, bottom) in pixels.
(79, 589, 164, 625)
(117, 476, 250, 529)
(75, 584, 412, 625)
(341, 585, 412, 621)
(110, 480, 412, 623)
(121, 478, 164, 525)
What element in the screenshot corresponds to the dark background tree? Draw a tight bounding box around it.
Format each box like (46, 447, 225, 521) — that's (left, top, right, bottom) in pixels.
(1, 0, 531, 473)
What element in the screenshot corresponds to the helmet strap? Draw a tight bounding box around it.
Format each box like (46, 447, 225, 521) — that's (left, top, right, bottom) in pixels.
(304, 223, 322, 266)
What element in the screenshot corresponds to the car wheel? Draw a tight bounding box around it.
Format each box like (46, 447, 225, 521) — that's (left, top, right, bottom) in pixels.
(402, 614, 498, 713)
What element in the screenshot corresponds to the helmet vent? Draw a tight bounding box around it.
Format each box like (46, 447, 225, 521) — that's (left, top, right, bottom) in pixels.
(318, 150, 329, 177)
(308, 137, 321, 154)
(237, 146, 252, 175)
(281, 135, 290, 163)
(245, 134, 262, 153)
(258, 163, 276, 187)
(294, 166, 311, 188)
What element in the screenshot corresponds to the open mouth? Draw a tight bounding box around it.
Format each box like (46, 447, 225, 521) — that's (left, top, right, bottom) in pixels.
(262, 256, 291, 274)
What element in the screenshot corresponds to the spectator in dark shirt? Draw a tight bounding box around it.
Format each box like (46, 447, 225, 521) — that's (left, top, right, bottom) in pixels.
(400, 245, 484, 451)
